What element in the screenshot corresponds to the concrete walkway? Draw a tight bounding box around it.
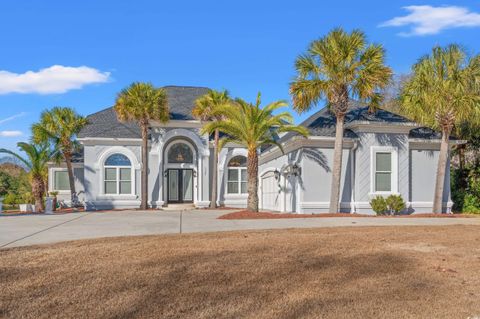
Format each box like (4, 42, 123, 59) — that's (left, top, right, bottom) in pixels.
(1, 210, 479, 248)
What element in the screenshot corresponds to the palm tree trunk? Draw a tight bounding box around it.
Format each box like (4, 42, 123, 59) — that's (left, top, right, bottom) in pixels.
(433, 128, 450, 213)
(210, 129, 219, 208)
(32, 175, 45, 212)
(64, 151, 77, 207)
(247, 147, 259, 212)
(140, 122, 149, 210)
(329, 113, 345, 213)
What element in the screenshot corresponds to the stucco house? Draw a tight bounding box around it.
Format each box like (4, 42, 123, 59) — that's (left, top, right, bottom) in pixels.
(48, 85, 460, 214)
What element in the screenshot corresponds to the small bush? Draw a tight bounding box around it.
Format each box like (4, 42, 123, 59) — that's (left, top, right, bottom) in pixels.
(386, 194, 406, 215)
(370, 196, 387, 215)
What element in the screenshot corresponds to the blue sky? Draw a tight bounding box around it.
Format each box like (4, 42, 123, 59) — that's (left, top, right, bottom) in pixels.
(1, 0, 480, 151)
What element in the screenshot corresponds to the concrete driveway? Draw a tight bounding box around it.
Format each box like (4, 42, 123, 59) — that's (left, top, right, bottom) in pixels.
(1, 210, 479, 248)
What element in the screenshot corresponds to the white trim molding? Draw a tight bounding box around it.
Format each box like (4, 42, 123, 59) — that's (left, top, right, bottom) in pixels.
(369, 146, 399, 197)
(299, 201, 351, 213)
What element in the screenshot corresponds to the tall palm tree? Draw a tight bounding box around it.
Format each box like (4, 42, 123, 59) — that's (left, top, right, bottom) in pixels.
(0, 142, 58, 211)
(401, 45, 480, 213)
(114, 82, 169, 210)
(202, 93, 309, 212)
(290, 28, 392, 213)
(32, 107, 87, 206)
(193, 89, 231, 208)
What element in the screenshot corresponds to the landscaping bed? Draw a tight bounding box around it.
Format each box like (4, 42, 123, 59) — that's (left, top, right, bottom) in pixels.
(1, 226, 480, 318)
(218, 210, 478, 220)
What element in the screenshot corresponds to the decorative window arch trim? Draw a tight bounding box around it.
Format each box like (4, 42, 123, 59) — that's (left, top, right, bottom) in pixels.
(161, 128, 209, 157)
(95, 147, 141, 170)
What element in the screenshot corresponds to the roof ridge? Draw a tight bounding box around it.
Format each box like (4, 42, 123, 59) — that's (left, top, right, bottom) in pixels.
(162, 85, 211, 90)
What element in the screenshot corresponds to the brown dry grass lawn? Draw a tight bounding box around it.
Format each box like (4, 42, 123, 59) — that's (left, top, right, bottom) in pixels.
(1, 226, 480, 318)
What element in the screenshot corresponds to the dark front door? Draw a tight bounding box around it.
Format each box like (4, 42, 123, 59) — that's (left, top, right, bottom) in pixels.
(167, 169, 193, 203)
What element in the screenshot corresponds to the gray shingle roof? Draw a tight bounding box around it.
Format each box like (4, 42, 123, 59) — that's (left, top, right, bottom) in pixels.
(273, 101, 449, 145)
(78, 86, 210, 139)
(303, 102, 414, 137)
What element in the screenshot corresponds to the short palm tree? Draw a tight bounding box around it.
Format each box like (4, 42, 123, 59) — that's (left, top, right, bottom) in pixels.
(401, 45, 480, 213)
(202, 93, 309, 211)
(193, 89, 231, 208)
(32, 107, 87, 206)
(114, 82, 169, 210)
(0, 142, 58, 211)
(290, 28, 392, 213)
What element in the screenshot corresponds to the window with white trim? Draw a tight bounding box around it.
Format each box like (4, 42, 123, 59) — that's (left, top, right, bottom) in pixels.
(227, 156, 247, 194)
(54, 170, 70, 191)
(104, 154, 132, 195)
(374, 152, 392, 192)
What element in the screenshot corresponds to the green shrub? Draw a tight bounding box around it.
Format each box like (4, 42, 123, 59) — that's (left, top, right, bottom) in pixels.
(462, 194, 480, 214)
(370, 196, 387, 215)
(452, 164, 480, 213)
(2, 193, 18, 205)
(21, 192, 34, 204)
(386, 194, 406, 215)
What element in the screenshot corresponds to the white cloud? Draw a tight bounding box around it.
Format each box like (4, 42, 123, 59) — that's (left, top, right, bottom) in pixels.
(0, 65, 110, 94)
(0, 112, 27, 125)
(0, 130, 23, 137)
(380, 5, 480, 36)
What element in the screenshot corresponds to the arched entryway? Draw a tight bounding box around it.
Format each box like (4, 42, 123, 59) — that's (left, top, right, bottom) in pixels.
(164, 139, 197, 204)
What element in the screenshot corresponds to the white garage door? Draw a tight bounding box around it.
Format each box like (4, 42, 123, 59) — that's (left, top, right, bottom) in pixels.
(261, 171, 280, 211)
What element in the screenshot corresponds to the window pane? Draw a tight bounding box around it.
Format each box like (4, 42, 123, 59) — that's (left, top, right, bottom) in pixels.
(375, 172, 391, 192)
(228, 169, 238, 182)
(119, 181, 131, 194)
(168, 170, 179, 201)
(120, 168, 131, 181)
(241, 169, 247, 182)
(105, 154, 131, 166)
(182, 170, 193, 201)
(54, 171, 70, 190)
(228, 156, 247, 167)
(228, 181, 239, 194)
(105, 181, 117, 194)
(105, 168, 117, 181)
(168, 143, 193, 163)
(240, 182, 247, 194)
(376, 153, 391, 172)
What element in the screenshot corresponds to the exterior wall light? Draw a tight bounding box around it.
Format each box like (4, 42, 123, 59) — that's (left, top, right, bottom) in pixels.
(274, 169, 281, 181)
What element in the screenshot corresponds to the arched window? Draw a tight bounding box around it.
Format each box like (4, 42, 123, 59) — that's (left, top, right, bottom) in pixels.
(104, 154, 132, 195)
(227, 156, 247, 194)
(168, 143, 193, 163)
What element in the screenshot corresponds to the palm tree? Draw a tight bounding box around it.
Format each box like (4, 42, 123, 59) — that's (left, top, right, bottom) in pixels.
(193, 89, 231, 208)
(290, 28, 392, 213)
(401, 45, 480, 213)
(0, 143, 58, 211)
(202, 93, 309, 212)
(32, 107, 87, 206)
(114, 82, 169, 210)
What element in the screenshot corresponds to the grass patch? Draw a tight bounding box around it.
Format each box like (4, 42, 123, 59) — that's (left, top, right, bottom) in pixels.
(1, 226, 480, 318)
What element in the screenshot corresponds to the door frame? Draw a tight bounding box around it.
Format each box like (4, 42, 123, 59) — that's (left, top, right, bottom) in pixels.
(167, 168, 194, 203)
